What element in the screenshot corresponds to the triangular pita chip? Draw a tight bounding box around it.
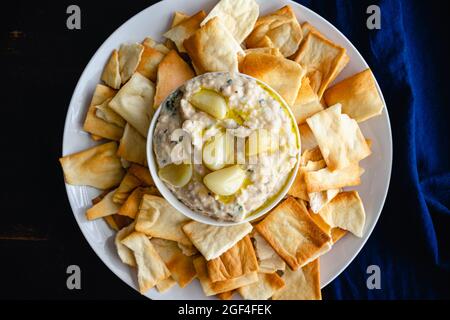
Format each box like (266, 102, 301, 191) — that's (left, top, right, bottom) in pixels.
(94, 98, 126, 128)
(163, 11, 206, 53)
(201, 0, 259, 43)
(121, 232, 171, 294)
(115, 222, 136, 267)
(101, 50, 121, 89)
(59, 141, 125, 189)
(136, 46, 165, 82)
(206, 236, 258, 282)
(182, 221, 252, 261)
(246, 6, 302, 57)
(291, 77, 324, 124)
(83, 84, 123, 141)
(109, 72, 155, 137)
(151, 238, 196, 288)
(308, 208, 347, 244)
(272, 260, 321, 300)
(306, 104, 371, 171)
(143, 37, 170, 54)
(112, 171, 142, 204)
(193, 256, 258, 296)
(293, 31, 349, 98)
(240, 52, 305, 105)
(117, 124, 147, 166)
(238, 273, 285, 300)
(255, 197, 331, 270)
(153, 50, 195, 108)
(128, 164, 154, 186)
(118, 43, 144, 84)
(86, 189, 120, 220)
(319, 191, 366, 237)
(324, 69, 384, 123)
(184, 17, 243, 74)
(118, 186, 159, 219)
(135, 195, 192, 245)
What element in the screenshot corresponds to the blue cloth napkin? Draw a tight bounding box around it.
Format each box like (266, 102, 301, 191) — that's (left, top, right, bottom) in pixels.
(294, 0, 450, 299)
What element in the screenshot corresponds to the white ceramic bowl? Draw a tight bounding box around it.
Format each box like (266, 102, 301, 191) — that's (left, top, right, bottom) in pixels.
(147, 72, 301, 226)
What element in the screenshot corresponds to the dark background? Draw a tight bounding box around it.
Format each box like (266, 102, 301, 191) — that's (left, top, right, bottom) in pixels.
(1, 0, 449, 300)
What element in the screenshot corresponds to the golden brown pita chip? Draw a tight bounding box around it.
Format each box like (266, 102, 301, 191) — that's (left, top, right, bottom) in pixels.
(163, 11, 206, 53)
(301, 22, 320, 39)
(113, 172, 142, 204)
(171, 12, 190, 27)
(115, 222, 136, 267)
(291, 77, 324, 124)
(86, 189, 120, 220)
(177, 243, 198, 256)
(128, 164, 154, 186)
(117, 124, 147, 166)
(194, 256, 258, 296)
(253, 232, 285, 274)
(201, 0, 259, 43)
(217, 290, 234, 300)
(272, 260, 321, 300)
(304, 163, 364, 193)
(246, 5, 302, 57)
(307, 208, 347, 244)
(136, 46, 165, 82)
(60, 141, 125, 189)
(289, 160, 326, 201)
(319, 191, 366, 237)
(142, 37, 170, 54)
(153, 50, 195, 108)
(255, 197, 331, 270)
(184, 17, 243, 74)
(324, 69, 384, 123)
(118, 43, 144, 84)
(109, 72, 155, 137)
(331, 228, 348, 243)
(240, 52, 305, 106)
(151, 238, 196, 288)
(238, 273, 285, 300)
(306, 104, 371, 171)
(101, 50, 121, 89)
(118, 186, 159, 219)
(94, 98, 126, 128)
(293, 31, 349, 99)
(83, 85, 123, 141)
(182, 221, 252, 261)
(206, 236, 258, 283)
(156, 277, 177, 293)
(135, 195, 192, 245)
(90, 134, 104, 141)
(121, 232, 171, 294)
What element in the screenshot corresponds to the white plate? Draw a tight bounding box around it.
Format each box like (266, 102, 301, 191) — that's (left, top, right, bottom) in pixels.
(62, 0, 392, 300)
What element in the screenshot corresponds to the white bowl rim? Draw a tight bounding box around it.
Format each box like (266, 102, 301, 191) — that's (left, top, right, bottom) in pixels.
(146, 72, 301, 226)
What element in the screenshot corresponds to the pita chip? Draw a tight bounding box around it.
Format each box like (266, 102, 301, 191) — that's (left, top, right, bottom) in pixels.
(128, 164, 154, 186)
(253, 232, 285, 274)
(291, 77, 324, 124)
(255, 197, 331, 270)
(104, 215, 119, 231)
(319, 191, 366, 237)
(184, 17, 243, 74)
(306, 104, 371, 171)
(118, 186, 159, 219)
(86, 189, 120, 220)
(83, 85, 123, 141)
(109, 72, 155, 137)
(117, 124, 147, 166)
(331, 228, 348, 243)
(59, 141, 125, 189)
(238, 273, 285, 300)
(246, 5, 302, 57)
(324, 69, 384, 123)
(293, 31, 349, 98)
(153, 50, 195, 108)
(163, 10, 206, 52)
(118, 43, 144, 84)
(272, 260, 321, 300)
(300, 147, 323, 166)
(299, 124, 318, 152)
(177, 243, 198, 256)
(289, 160, 327, 201)
(240, 52, 305, 105)
(156, 277, 177, 293)
(308, 188, 340, 213)
(304, 163, 364, 193)
(113, 171, 142, 204)
(101, 50, 121, 89)
(94, 98, 126, 128)
(121, 232, 171, 293)
(115, 222, 136, 267)
(201, 0, 259, 43)
(171, 11, 190, 27)
(136, 46, 165, 82)
(142, 37, 170, 54)
(206, 236, 258, 282)
(151, 238, 196, 288)
(194, 256, 258, 296)
(307, 208, 348, 244)
(135, 195, 192, 245)
(182, 221, 252, 261)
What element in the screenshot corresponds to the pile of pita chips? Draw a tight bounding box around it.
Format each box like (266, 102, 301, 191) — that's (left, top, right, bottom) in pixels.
(59, 0, 387, 300)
